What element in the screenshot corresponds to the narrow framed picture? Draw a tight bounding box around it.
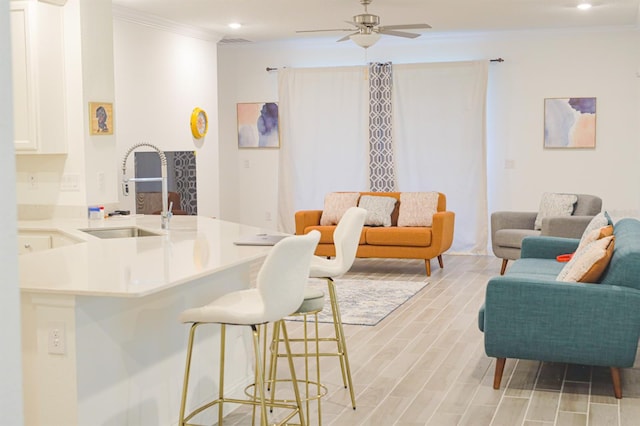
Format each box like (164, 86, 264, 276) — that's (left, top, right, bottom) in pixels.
(89, 102, 114, 135)
(237, 102, 280, 148)
(544, 97, 596, 149)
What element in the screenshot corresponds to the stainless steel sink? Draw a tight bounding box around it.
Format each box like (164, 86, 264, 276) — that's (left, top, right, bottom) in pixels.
(79, 227, 162, 239)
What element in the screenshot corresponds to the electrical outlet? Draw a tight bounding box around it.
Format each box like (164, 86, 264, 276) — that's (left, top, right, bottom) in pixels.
(265, 211, 272, 221)
(61, 173, 80, 191)
(47, 322, 66, 355)
(28, 173, 38, 189)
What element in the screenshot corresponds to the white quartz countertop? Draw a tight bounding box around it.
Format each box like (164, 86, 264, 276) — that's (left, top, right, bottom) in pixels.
(18, 215, 285, 297)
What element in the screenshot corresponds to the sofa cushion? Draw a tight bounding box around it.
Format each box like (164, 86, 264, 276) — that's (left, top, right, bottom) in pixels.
(534, 193, 578, 230)
(494, 229, 541, 249)
(320, 192, 360, 226)
(506, 258, 565, 280)
(397, 192, 439, 227)
(358, 195, 397, 227)
(557, 235, 615, 283)
(365, 226, 432, 247)
(305, 225, 366, 245)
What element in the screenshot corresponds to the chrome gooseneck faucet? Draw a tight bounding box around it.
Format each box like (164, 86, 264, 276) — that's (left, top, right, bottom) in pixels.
(121, 142, 172, 230)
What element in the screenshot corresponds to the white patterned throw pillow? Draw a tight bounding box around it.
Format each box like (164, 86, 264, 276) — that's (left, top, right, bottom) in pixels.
(557, 235, 615, 283)
(320, 192, 360, 226)
(534, 193, 578, 230)
(397, 192, 439, 227)
(358, 195, 397, 227)
(578, 212, 609, 245)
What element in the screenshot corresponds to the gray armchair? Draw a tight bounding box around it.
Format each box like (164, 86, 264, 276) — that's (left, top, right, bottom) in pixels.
(491, 194, 602, 275)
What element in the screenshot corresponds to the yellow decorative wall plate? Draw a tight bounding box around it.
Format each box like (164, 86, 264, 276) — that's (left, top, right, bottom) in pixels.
(190, 107, 208, 139)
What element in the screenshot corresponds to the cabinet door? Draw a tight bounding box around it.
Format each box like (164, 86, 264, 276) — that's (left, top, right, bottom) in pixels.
(10, 2, 38, 151)
(10, 1, 67, 154)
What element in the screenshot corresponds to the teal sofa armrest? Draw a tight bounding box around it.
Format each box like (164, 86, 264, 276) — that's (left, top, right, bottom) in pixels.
(482, 276, 640, 368)
(520, 236, 580, 259)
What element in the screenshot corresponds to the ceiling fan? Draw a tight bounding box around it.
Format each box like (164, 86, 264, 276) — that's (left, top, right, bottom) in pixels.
(296, 0, 431, 48)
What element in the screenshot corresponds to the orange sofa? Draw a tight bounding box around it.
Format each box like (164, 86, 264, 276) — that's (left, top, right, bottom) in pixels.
(295, 192, 455, 276)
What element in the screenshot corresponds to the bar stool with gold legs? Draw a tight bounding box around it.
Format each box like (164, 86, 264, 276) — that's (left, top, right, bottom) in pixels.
(269, 207, 367, 414)
(178, 230, 320, 426)
(267, 287, 327, 425)
(307, 207, 366, 410)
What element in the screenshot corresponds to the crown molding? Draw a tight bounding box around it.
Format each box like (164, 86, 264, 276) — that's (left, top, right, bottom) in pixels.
(112, 5, 222, 43)
(39, 0, 67, 5)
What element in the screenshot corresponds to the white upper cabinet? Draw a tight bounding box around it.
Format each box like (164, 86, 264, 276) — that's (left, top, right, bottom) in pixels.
(10, 1, 67, 154)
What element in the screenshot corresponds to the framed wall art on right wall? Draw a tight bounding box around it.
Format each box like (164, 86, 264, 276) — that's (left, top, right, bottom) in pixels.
(544, 97, 596, 149)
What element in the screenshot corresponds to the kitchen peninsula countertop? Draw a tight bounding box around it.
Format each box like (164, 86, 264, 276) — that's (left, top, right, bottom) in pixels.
(18, 215, 281, 297)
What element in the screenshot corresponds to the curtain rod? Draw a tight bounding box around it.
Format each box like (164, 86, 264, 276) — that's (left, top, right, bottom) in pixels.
(266, 58, 504, 72)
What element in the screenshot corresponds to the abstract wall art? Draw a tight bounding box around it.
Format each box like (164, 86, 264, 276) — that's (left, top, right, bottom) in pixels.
(237, 102, 280, 148)
(544, 97, 596, 149)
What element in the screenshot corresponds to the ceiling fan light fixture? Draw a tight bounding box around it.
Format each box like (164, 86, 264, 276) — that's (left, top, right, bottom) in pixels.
(350, 32, 381, 48)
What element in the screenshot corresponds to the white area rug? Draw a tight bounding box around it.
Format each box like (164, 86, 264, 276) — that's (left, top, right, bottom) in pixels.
(290, 278, 429, 326)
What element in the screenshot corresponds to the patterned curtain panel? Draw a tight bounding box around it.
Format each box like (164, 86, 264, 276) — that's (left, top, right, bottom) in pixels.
(368, 62, 396, 192)
(173, 151, 198, 215)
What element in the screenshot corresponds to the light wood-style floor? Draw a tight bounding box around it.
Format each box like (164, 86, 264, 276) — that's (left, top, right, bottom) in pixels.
(216, 255, 640, 426)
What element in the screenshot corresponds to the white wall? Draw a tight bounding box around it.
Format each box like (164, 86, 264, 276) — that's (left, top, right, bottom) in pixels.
(218, 28, 640, 232)
(0, 0, 24, 422)
(113, 13, 221, 217)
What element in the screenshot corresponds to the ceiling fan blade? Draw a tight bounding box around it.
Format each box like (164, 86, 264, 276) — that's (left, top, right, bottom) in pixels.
(378, 29, 421, 39)
(296, 28, 355, 33)
(337, 32, 360, 42)
(378, 23, 432, 31)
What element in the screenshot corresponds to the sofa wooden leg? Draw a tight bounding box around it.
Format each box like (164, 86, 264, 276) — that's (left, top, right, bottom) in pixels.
(493, 358, 506, 389)
(437, 255, 444, 269)
(424, 260, 431, 277)
(610, 367, 622, 399)
(500, 259, 508, 275)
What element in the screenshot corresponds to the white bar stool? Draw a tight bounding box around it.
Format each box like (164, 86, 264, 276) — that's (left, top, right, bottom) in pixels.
(269, 207, 367, 416)
(178, 230, 320, 426)
(267, 287, 327, 425)
(307, 207, 366, 410)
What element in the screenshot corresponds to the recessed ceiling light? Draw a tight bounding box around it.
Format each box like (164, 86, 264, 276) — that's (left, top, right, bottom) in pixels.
(228, 23, 242, 29)
(577, 3, 592, 10)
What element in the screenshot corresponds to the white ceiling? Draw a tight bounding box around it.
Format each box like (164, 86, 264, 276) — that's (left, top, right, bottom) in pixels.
(111, 0, 640, 43)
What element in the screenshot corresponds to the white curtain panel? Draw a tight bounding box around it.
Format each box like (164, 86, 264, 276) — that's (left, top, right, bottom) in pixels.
(393, 60, 489, 254)
(277, 66, 369, 233)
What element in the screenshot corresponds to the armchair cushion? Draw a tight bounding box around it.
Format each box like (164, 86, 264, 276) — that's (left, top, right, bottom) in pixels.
(540, 216, 594, 238)
(494, 228, 540, 249)
(534, 193, 578, 230)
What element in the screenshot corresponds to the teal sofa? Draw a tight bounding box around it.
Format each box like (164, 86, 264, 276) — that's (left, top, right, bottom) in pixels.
(478, 218, 640, 398)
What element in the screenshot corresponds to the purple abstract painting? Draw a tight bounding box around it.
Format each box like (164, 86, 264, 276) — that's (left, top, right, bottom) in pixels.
(544, 97, 596, 149)
(237, 102, 280, 148)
